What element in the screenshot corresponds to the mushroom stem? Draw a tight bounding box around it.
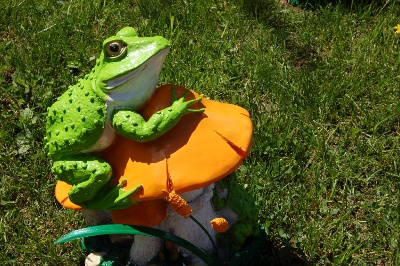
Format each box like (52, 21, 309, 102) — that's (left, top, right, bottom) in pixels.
(189, 215, 217, 252)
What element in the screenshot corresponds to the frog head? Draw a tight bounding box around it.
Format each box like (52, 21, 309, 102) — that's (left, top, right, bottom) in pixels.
(92, 27, 171, 110)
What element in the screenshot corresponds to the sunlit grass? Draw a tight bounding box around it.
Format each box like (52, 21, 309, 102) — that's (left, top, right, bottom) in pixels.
(1, 0, 400, 265)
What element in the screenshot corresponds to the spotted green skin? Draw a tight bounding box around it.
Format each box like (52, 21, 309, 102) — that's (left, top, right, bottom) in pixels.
(45, 27, 204, 210)
(45, 78, 106, 159)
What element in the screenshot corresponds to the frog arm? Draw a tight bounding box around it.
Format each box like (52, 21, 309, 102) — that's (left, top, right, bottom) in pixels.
(111, 89, 204, 142)
(52, 154, 140, 210)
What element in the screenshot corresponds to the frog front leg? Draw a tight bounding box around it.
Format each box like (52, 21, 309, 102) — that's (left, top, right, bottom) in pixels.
(52, 154, 141, 210)
(111, 88, 204, 142)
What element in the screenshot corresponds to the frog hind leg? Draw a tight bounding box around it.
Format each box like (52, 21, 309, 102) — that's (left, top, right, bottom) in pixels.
(52, 155, 140, 210)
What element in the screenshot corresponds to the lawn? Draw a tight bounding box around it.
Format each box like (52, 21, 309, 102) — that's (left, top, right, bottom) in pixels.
(1, 0, 400, 265)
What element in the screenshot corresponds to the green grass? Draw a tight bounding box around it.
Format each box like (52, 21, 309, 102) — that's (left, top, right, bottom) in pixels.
(1, 0, 400, 265)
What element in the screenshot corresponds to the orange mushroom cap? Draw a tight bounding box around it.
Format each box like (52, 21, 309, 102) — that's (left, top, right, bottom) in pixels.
(55, 180, 84, 210)
(102, 84, 253, 201)
(54, 84, 253, 225)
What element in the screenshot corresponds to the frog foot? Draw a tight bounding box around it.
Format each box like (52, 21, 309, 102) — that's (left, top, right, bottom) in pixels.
(171, 86, 205, 114)
(80, 180, 142, 210)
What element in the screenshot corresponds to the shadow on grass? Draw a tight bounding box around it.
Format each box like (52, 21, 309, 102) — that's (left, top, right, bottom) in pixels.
(260, 237, 309, 266)
(283, 0, 390, 11)
(239, 0, 324, 71)
(240, 0, 391, 20)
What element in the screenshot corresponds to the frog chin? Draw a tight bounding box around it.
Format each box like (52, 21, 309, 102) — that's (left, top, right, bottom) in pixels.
(105, 48, 170, 112)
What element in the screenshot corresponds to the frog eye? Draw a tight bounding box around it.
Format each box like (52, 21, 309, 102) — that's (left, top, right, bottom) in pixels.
(105, 40, 127, 59)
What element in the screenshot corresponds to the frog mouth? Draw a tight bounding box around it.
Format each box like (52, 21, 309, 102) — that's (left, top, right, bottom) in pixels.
(106, 48, 169, 90)
(106, 65, 145, 89)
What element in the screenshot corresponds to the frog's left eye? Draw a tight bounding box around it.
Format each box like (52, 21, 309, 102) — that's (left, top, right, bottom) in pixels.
(105, 40, 127, 59)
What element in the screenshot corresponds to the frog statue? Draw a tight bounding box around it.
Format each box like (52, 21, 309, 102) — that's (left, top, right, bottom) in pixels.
(45, 27, 203, 210)
(47, 27, 261, 265)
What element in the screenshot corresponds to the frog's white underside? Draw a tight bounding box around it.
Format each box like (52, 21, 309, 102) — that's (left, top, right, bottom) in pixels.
(81, 48, 169, 154)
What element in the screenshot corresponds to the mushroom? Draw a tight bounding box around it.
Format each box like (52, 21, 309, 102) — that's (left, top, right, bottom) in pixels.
(54, 84, 253, 265)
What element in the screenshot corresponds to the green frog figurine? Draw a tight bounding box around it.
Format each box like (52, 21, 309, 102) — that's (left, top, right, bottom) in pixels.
(44, 27, 204, 210)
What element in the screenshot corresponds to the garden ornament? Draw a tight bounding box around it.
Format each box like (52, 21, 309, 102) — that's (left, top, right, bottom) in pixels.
(47, 27, 263, 265)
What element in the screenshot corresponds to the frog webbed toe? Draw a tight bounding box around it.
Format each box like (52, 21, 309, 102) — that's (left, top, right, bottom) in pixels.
(80, 180, 142, 210)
